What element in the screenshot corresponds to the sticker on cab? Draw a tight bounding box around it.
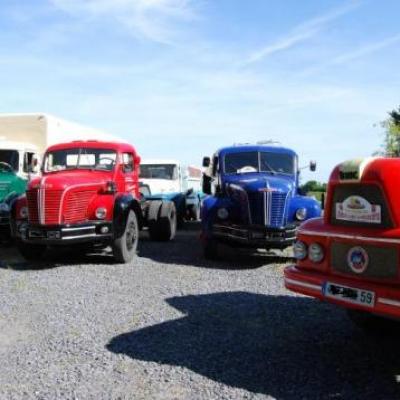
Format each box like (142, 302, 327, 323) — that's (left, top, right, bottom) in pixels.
(335, 195, 381, 224)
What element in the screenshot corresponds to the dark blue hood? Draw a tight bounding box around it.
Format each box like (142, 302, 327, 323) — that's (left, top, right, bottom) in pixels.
(223, 172, 294, 194)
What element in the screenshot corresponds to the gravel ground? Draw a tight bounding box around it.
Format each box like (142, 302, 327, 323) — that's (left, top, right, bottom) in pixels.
(0, 223, 400, 399)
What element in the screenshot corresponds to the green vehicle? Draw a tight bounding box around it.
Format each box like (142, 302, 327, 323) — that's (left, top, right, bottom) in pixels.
(0, 143, 39, 236)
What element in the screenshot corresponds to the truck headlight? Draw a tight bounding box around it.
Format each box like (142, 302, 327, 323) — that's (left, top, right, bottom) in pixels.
(95, 207, 107, 219)
(293, 241, 307, 260)
(295, 208, 307, 221)
(217, 207, 229, 220)
(0, 203, 10, 212)
(309, 243, 324, 263)
(19, 206, 28, 219)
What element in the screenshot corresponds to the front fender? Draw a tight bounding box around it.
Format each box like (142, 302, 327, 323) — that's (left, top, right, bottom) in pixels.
(113, 194, 142, 239)
(201, 195, 233, 237)
(288, 195, 321, 223)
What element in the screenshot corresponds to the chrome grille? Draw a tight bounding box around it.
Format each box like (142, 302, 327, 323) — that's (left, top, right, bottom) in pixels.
(26, 190, 39, 224)
(45, 191, 63, 224)
(270, 192, 287, 227)
(247, 191, 288, 228)
(63, 190, 97, 224)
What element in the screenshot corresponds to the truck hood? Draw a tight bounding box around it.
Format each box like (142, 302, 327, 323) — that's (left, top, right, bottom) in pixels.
(0, 172, 25, 202)
(28, 170, 111, 191)
(223, 172, 294, 194)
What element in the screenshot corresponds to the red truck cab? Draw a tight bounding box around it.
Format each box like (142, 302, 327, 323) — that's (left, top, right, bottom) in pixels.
(11, 140, 178, 263)
(284, 157, 400, 326)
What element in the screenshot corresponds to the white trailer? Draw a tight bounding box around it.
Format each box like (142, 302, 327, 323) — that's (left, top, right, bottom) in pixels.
(0, 113, 121, 180)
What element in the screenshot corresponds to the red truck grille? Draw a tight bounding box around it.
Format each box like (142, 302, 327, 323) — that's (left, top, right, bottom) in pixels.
(26, 188, 98, 225)
(45, 190, 63, 224)
(63, 190, 97, 224)
(26, 190, 39, 224)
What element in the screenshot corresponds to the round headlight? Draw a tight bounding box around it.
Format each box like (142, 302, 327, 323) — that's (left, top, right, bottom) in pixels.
(0, 203, 10, 212)
(217, 207, 229, 220)
(19, 206, 28, 219)
(309, 243, 324, 263)
(95, 207, 107, 220)
(293, 241, 307, 260)
(295, 207, 307, 221)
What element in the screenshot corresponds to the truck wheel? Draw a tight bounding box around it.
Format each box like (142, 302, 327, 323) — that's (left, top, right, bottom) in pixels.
(203, 238, 219, 260)
(149, 201, 177, 241)
(16, 240, 46, 261)
(188, 204, 201, 221)
(112, 210, 139, 263)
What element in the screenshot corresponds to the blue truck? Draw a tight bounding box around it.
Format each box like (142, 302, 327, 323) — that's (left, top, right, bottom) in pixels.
(200, 142, 321, 259)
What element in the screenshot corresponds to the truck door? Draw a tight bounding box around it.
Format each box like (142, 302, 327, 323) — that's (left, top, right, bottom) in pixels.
(120, 152, 136, 195)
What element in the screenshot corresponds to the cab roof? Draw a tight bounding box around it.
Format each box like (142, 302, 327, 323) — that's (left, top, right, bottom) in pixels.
(217, 144, 297, 157)
(46, 140, 137, 154)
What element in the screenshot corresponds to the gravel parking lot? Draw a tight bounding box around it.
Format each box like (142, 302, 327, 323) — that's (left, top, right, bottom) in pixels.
(0, 223, 400, 399)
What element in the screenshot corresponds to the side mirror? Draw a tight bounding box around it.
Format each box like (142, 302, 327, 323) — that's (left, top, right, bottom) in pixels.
(202, 174, 212, 195)
(310, 161, 317, 172)
(202, 157, 211, 168)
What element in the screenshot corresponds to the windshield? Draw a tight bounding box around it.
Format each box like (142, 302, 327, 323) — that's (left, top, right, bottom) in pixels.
(224, 151, 295, 175)
(0, 150, 19, 172)
(44, 148, 117, 173)
(140, 164, 178, 180)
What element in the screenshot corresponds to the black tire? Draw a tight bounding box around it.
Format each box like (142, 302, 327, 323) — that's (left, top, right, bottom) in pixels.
(16, 240, 47, 261)
(149, 201, 177, 241)
(147, 200, 162, 239)
(346, 309, 398, 334)
(203, 238, 219, 260)
(112, 210, 139, 263)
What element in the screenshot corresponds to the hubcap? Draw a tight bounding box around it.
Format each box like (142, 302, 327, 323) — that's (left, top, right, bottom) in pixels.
(126, 220, 137, 251)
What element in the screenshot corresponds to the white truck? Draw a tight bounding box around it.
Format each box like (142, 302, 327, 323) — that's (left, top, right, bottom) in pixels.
(0, 113, 120, 236)
(139, 159, 203, 225)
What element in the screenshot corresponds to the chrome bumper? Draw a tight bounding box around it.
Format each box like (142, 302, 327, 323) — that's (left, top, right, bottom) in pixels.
(18, 222, 113, 245)
(212, 223, 297, 248)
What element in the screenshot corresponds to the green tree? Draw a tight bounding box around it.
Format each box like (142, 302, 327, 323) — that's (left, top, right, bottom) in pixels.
(300, 180, 326, 193)
(381, 106, 400, 157)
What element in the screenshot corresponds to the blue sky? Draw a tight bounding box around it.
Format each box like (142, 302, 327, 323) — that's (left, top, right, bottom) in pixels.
(1, 0, 400, 182)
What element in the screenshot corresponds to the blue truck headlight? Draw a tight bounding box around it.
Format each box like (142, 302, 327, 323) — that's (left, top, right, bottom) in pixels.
(309, 243, 324, 263)
(217, 207, 229, 220)
(293, 241, 307, 260)
(0, 203, 10, 212)
(295, 207, 307, 221)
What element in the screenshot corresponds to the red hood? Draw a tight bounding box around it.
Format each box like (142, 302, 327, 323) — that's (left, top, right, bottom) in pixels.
(28, 170, 112, 191)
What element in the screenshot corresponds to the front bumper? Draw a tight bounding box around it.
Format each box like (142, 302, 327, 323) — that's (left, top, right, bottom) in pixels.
(212, 223, 296, 248)
(284, 265, 400, 319)
(17, 222, 113, 245)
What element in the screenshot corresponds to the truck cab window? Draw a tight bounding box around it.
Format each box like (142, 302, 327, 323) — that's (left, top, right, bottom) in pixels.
(122, 153, 134, 173)
(23, 152, 35, 173)
(0, 150, 19, 172)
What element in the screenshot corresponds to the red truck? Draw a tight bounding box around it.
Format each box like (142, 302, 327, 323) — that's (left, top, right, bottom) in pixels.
(11, 140, 178, 263)
(285, 157, 400, 328)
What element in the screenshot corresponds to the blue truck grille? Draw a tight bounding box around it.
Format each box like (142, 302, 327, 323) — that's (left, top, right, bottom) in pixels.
(270, 192, 287, 227)
(247, 191, 288, 228)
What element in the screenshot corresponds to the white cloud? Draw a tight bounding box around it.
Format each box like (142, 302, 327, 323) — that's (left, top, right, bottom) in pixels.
(244, 1, 362, 65)
(50, 0, 196, 44)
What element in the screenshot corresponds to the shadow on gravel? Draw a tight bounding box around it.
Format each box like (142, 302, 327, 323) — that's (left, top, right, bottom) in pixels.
(0, 246, 116, 271)
(139, 222, 293, 270)
(107, 292, 400, 399)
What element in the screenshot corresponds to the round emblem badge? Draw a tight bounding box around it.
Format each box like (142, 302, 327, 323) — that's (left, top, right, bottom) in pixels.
(347, 246, 369, 274)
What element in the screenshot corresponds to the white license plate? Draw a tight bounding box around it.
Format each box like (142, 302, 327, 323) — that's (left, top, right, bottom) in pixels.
(323, 282, 375, 308)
